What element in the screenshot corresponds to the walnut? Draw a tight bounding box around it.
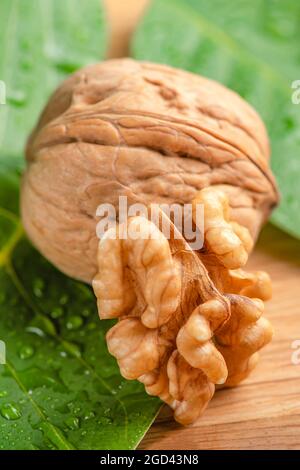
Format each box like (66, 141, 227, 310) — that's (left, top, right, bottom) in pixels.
(93, 202, 273, 424)
(21, 59, 279, 425)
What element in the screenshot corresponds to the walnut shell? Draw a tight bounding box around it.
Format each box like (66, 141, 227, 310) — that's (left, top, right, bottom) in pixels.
(21, 58, 278, 283)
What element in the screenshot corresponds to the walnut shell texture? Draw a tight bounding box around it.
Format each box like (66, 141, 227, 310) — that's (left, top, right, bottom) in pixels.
(21, 59, 279, 425)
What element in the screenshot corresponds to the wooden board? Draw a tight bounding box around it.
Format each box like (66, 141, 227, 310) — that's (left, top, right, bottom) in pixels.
(105, 0, 300, 450)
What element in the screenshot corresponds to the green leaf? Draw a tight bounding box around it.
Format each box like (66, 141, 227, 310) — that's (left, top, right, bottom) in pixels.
(0, 0, 107, 165)
(133, 0, 300, 239)
(0, 0, 161, 450)
(0, 162, 160, 450)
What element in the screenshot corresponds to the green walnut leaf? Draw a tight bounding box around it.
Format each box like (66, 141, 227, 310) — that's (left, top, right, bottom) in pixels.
(0, 0, 107, 164)
(133, 0, 300, 239)
(0, 0, 160, 450)
(0, 161, 160, 450)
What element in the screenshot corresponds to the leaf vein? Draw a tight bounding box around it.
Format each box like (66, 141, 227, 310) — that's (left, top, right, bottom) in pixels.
(5, 361, 75, 450)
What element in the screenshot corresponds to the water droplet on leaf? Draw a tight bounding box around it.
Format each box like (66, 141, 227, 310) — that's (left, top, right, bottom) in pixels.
(82, 308, 91, 317)
(66, 315, 83, 330)
(25, 326, 45, 337)
(97, 416, 112, 425)
(59, 294, 69, 306)
(64, 416, 80, 430)
(19, 345, 35, 360)
(61, 340, 81, 358)
(0, 403, 22, 420)
(50, 306, 64, 319)
(83, 411, 95, 420)
(32, 278, 45, 297)
(27, 315, 56, 337)
(73, 406, 81, 415)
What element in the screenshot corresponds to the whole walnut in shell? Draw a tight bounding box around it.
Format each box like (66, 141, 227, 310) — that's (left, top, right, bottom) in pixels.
(21, 59, 279, 425)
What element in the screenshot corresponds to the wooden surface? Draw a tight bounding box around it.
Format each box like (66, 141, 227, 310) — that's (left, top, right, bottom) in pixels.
(105, 0, 300, 450)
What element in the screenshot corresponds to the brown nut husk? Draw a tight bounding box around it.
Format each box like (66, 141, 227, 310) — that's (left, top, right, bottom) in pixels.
(21, 59, 279, 425)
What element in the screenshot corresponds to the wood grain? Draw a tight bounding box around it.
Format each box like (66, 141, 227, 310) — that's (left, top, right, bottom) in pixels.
(105, 0, 300, 450)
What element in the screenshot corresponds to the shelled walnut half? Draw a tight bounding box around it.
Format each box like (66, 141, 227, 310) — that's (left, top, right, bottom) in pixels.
(21, 59, 279, 425)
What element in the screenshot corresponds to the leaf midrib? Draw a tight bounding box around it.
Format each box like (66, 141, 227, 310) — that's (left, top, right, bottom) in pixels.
(0, 205, 129, 448)
(5, 361, 75, 450)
